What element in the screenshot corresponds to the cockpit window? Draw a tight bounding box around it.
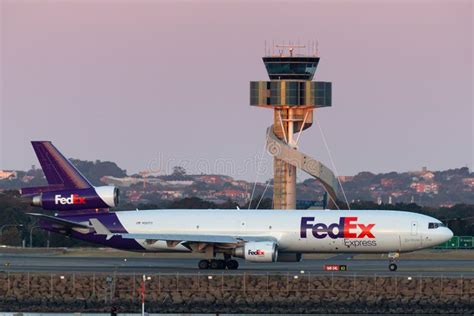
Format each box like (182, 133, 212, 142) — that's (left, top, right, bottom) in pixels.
(428, 222, 446, 229)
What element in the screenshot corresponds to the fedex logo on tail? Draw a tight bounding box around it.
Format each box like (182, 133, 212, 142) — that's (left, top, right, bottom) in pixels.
(54, 194, 86, 205)
(300, 217, 375, 239)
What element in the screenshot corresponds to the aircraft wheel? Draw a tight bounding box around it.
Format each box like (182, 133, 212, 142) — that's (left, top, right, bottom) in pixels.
(389, 263, 397, 271)
(226, 259, 239, 270)
(210, 259, 223, 269)
(198, 260, 209, 270)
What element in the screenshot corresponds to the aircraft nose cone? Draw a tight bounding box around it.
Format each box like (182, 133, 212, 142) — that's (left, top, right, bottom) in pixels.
(445, 228, 454, 242)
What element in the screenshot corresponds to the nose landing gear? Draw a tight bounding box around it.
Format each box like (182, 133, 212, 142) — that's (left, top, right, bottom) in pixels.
(388, 252, 400, 271)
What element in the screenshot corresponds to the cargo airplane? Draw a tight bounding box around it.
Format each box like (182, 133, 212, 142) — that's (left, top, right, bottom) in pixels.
(21, 141, 453, 271)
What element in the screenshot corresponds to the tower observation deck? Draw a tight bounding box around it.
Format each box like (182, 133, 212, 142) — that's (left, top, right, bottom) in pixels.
(250, 45, 345, 209)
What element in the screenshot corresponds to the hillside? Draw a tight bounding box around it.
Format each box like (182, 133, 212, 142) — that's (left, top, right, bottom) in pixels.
(1, 161, 473, 207)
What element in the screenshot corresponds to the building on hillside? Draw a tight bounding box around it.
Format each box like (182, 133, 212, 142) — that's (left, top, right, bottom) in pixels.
(409, 167, 432, 177)
(101, 176, 142, 187)
(195, 175, 234, 184)
(199, 190, 218, 201)
(0, 170, 17, 180)
(391, 190, 404, 198)
(380, 178, 396, 187)
(231, 180, 251, 190)
(420, 171, 435, 181)
(101, 176, 164, 188)
(217, 189, 250, 200)
(164, 180, 194, 188)
(410, 182, 439, 194)
(126, 190, 142, 202)
(440, 202, 455, 208)
(21, 175, 35, 183)
(160, 190, 184, 199)
(338, 176, 354, 182)
(369, 185, 379, 191)
(462, 178, 474, 187)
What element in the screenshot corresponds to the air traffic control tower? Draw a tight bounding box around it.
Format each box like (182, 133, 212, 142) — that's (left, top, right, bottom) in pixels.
(250, 45, 344, 209)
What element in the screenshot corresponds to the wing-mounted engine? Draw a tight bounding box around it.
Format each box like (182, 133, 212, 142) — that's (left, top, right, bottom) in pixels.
(233, 241, 278, 262)
(30, 186, 119, 211)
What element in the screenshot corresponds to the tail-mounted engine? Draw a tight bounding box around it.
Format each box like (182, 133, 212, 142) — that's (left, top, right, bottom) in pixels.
(31, 186, 119, 211)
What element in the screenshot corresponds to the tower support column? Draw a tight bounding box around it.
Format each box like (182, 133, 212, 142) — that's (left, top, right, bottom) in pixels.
(273, 108, 297, 209)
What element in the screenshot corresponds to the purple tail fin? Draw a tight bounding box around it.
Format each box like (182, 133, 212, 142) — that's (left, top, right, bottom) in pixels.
(31, 141, 92, 189)
(22, 141, 114, 215)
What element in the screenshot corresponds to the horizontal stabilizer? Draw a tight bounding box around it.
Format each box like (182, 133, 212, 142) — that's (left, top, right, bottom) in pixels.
(26, 213, 90, 229)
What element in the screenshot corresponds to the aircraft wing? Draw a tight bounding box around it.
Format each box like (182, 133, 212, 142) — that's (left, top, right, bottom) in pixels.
(89, 218, 278, 246)
(115, 233, 278, 244)
(118, 233, 240, 244)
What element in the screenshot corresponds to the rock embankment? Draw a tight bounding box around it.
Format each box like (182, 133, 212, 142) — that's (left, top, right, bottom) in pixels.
(0, 272, 472, 313)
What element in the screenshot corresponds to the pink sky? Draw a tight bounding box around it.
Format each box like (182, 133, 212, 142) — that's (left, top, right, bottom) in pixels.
(1, 0, 472, 180)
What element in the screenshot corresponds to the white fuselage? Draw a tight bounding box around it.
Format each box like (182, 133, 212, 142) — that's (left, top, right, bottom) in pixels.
(114, 209, 453, 254)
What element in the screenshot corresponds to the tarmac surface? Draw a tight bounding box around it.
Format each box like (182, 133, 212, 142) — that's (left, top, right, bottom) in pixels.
(1, 253, 473, 276)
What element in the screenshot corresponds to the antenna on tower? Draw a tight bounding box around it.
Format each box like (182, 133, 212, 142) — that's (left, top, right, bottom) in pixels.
(276, 43, 306, 57)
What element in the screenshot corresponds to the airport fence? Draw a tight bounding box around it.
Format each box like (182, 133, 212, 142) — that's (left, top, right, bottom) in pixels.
(0, 272, 473, 302)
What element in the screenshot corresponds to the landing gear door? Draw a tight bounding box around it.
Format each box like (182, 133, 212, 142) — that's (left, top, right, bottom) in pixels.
(410, 221, 418, 236)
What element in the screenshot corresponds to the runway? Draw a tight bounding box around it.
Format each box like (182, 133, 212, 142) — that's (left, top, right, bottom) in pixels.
(1, 253, 473, 276)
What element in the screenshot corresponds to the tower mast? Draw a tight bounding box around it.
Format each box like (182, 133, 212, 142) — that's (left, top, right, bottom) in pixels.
(250, 43, 344, 209)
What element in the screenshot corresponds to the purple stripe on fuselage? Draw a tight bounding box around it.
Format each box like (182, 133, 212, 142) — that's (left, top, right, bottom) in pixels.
(39, 212, 145, 251)
(71, 231, 145, 251)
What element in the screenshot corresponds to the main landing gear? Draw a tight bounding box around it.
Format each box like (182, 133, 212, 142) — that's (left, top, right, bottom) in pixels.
(198, 259, 239, 270)
(388, 252, 400, 271)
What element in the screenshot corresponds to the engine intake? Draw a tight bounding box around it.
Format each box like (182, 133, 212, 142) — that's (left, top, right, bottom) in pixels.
(233, 241, 278, 263)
